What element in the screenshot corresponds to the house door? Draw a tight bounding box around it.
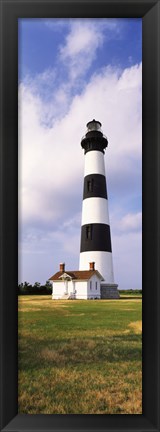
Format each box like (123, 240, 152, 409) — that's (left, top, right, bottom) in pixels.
(64, 280, 68, 294)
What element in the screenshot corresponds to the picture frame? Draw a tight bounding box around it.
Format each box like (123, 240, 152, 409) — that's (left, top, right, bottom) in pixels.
(0, 0, 159, 431)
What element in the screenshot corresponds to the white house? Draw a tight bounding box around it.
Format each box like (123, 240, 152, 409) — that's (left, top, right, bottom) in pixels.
(49, 262, 104, 300)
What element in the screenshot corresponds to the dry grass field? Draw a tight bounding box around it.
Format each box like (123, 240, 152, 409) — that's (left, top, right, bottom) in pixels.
(18, 295, 142, 414)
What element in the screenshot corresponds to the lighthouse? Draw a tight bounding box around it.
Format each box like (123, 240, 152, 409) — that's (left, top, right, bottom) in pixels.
(79, 119, 119, 299)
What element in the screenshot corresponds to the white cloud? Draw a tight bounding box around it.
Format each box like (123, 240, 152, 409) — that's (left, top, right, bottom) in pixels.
(19, 62, 141, 222)
(60, 23, 102, 58)
(19, 20, 125, 124)
(59, 21, 103, 80)
(59, 19, 121, 81)
(119, 212, 142, 232)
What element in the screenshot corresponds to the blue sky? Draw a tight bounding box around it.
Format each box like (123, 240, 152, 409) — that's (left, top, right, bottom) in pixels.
(18, 18, 142, 289)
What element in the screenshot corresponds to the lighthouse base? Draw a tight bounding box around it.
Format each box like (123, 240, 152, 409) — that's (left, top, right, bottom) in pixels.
(100, 284, 119, 299)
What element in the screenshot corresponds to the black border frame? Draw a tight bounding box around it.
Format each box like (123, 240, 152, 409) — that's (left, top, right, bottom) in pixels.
(0, 1, 160, 431)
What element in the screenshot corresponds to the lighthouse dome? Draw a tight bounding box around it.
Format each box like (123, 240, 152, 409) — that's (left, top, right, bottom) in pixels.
(81, 119, 108, 154)
(86, 119, 102, 132)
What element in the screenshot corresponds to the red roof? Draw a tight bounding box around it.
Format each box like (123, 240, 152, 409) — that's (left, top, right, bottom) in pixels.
(49, 270, 104, 281)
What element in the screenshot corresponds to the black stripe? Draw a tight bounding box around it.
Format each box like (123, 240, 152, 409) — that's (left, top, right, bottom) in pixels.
(83, 174, 107, 200)
(81, 132, 108, 154)
(80, 223, 112, 252)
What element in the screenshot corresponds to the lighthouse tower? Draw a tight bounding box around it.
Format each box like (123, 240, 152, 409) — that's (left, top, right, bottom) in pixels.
(79, 119, 119, 299)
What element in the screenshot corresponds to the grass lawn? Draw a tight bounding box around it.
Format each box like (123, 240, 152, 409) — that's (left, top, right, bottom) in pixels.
(18, 295, 142, 414)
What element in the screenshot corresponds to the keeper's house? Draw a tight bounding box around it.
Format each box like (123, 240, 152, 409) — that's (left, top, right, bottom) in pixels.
(49, 262, 104, 300)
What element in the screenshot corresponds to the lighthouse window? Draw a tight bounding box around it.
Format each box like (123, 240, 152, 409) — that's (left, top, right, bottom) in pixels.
(90, 281, 92, 290)
(86, 225, 92, 240)
(87, 179, 93, 192)
(95, 281, 97, 290)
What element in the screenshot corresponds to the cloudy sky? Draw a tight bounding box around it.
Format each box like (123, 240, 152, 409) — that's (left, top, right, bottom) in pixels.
(18, 18, 142, 289)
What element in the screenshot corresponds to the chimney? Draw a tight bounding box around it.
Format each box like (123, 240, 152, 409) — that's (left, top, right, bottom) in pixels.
(89, 262, 95, 271)
(60, 263, 65, 272)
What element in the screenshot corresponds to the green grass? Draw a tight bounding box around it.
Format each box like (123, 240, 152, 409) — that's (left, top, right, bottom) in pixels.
(18, 296, 142, 414)
(119, 289, 142, 297)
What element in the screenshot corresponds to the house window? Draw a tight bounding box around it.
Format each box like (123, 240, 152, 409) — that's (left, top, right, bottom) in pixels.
(90, 281, 92, 290)
(95, 281, 97, 290)
(86, 224, 92, 240)
(87, 179, 93, 192)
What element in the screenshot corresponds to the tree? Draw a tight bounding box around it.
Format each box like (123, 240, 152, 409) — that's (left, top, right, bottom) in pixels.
(18, 280, 52, 295)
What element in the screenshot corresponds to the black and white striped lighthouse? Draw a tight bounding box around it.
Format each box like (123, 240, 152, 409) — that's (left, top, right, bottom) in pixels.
(79, 119, 119, 299)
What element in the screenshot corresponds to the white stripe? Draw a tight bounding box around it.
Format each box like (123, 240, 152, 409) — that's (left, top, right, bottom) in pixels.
(81, 197, 110, 225)
(84, 151, 105, 176)
(79, 251, 115, 284)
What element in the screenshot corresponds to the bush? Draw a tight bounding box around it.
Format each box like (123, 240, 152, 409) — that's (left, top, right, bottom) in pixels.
(18, 280, 52, 295)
